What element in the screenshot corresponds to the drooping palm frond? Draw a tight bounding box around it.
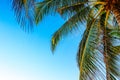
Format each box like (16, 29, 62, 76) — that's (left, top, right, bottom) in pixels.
(76, 6, 106, 79)
(51, 6, 91, 52)
(57, 1, 88, 19)
(12, 0, 36, 31)
(35, 0, 87, 24)
(77, 18, 105, 80)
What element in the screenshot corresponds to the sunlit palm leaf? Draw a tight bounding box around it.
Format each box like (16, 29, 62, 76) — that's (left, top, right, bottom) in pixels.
(77, 18, 105, 80)
(51, 6, 91, 51)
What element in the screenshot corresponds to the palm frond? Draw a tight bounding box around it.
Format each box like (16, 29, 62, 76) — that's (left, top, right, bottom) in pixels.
(35, 0, 71, 24)
(57, 2, 88, 19)
(58, 1, 106, 19)
(51, 6, 91, 52)
(12, 0, 36, 31)
(35, 0, 90, 24)
(77, 18, 105, 80)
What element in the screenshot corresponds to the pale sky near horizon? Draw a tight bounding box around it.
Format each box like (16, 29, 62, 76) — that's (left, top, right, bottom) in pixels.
(0, 0, 85, 80)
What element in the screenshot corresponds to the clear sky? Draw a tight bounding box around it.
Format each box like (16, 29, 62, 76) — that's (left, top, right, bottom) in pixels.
(0, 0, 84, 80)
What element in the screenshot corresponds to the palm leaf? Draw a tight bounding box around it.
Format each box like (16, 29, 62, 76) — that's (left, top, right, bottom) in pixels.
(77, 18, 105, 80)
(35, 0, 88, 24)
(12, 0, 36, 31)
(51, 6, 91, 52)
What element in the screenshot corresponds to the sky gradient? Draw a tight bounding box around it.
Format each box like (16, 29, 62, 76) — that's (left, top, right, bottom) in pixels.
(0, 0, 85, 80)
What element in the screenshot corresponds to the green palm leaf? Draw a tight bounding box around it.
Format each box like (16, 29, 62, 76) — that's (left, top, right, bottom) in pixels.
(12, 0, 36, 31)
(77, 18, 105, 80)
(51, 6, 91, 51)
(35, 0, 70, 24)
(35, 0, 87, 24)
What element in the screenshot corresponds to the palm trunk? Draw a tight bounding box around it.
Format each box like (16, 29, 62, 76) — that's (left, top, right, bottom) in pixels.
(112, 5, 120, 27)
(103, 27, 111, 80)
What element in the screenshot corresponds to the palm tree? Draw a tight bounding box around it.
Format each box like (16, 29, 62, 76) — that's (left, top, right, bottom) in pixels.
(12, 0, 120, 80)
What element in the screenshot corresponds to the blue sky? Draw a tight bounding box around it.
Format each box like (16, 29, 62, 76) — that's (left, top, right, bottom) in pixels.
(0, 0, 85, 80)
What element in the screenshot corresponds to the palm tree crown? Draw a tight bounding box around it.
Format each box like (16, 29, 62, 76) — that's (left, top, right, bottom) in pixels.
(12, 0, 120, 80)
